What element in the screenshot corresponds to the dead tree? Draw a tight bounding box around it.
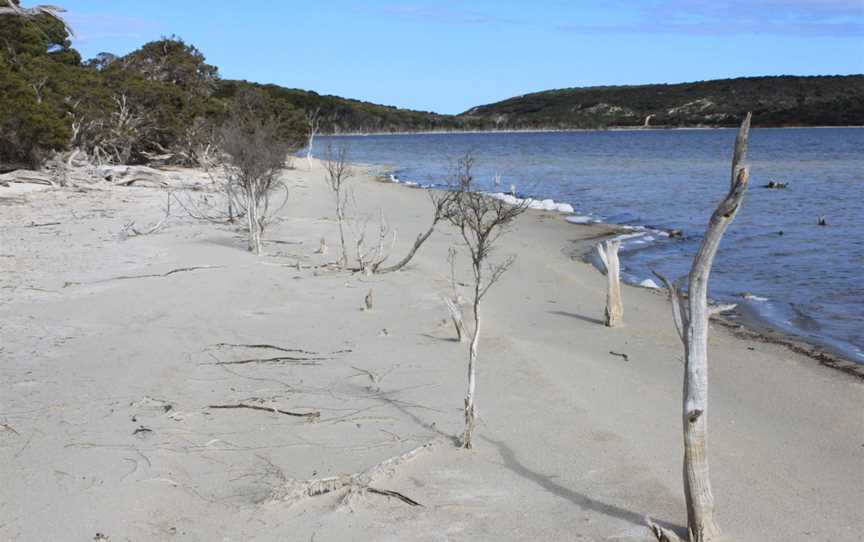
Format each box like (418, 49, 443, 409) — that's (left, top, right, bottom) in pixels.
(323, 143, 354, 267)
(650, 113, 752, 542)
(349, 207, 396, 275)
(372, 189, 456, 274)
(446, 154, 529, 449)
(596, 240, 623, 327)
(219, 91, 293, 255)
(305, 108, 320, 170)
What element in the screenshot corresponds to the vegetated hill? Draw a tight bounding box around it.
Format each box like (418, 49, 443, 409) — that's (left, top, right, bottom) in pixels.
(459, 76, 864, 129)
(216, 80, 469, 134)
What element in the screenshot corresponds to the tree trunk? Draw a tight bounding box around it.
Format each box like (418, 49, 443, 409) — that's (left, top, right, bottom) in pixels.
(246, 184, 262, 255)
(597, 240, 623, 327)
(463, 290, 480, 449)
(655, 113, 751, 542)
(336, 195, 348, 268)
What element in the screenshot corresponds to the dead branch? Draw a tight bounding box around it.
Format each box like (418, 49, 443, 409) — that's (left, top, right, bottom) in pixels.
(208, 404, 320, 419)
(211, 343, 351, 356)
(121, 191, 172, 238)
(272, 439, 438, 505)
(373, 190, 456, 274)
(207, 356, 325, 366)
(366, 487, 422, 507)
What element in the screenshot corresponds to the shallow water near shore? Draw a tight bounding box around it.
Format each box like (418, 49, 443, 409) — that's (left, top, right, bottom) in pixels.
(315, 128, 864, 363)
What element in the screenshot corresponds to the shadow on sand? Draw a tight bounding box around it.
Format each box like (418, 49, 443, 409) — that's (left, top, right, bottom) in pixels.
(481, 435, 685, 537)
(548, 310, 605, 326)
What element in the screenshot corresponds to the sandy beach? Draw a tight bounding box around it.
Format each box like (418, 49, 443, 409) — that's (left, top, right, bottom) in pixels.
(1, 161, 861, 542)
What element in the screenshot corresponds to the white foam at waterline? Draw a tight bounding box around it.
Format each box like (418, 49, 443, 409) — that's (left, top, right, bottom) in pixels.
(640, 279, 661, 289)
(486, 192, 575, 215)
(566, 215, 593, 224)
(743, 293, 769, 302)
(614, 231, 649, 242)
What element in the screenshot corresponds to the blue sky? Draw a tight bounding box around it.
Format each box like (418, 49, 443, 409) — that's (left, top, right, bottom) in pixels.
(61, 1, 864, 114)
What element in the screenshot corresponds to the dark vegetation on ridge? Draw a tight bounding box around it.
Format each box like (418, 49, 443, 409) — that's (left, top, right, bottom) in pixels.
(1, 0, 861, 170)
(460, 76, 864, 130)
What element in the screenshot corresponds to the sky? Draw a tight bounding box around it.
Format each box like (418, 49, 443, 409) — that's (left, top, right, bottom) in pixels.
(60, 0, 864, 114)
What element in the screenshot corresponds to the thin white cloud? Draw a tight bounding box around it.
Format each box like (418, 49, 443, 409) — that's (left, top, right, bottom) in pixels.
(66, 12, 163, 45)
(559, 0, 864, 37)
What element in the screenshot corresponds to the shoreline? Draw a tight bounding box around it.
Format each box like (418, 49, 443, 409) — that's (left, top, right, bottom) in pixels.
(325, 125, 864, 137)
(370, 163, 864, 377)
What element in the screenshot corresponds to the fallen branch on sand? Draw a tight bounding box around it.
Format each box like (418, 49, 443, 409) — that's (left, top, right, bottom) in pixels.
(26, 221, 61, 228)
(211, 343, 352, 356)
(208, 404, 320, 419)
(206, 355, 325, 366)
(64, 265, 223, 287)
(121, 191, 172, 238)
(609, 351, 630, 362)
(272, 439, 438, 506)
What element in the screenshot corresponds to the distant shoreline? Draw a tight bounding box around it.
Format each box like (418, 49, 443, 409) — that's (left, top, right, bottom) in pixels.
(326, 125, 864, 137)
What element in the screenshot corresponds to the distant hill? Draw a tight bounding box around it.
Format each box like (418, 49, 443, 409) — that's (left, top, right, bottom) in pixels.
(215, 80, 466, 134)
(458, 75, 864, 129)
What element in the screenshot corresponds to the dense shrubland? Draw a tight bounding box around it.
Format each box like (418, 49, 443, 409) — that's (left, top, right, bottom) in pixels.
(3, 0, 858, 172)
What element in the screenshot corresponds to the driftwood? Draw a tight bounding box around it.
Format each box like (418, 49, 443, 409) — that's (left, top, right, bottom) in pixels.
(208, 356, 325, 366)
(272, 439, 437, 506)
(651, 113, 752, 542)
(211, 343, 351, 356)
(0, 170, 54, 187)
(597, 239, 623, 327)
(208, 404, 320, 419)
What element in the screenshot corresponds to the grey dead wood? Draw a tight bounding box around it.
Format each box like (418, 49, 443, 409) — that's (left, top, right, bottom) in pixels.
(650, 113, 752, 542)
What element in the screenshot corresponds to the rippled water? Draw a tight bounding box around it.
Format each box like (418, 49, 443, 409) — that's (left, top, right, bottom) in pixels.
(314, 128, 864, 363)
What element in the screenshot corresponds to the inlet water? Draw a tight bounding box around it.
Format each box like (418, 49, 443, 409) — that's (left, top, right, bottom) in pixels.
(315, 128, 864, 363)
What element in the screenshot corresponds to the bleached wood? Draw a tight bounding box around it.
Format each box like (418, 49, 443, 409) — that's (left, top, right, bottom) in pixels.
(273, 440, 438, 504)
(597, 240, 623, 327)
(652, 113, 751, 542)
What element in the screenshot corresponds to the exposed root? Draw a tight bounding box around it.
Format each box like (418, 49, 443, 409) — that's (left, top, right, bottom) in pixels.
(208, 404, 320, 419)
(647, 518, 684, 542)
(272, 439, 438, 506)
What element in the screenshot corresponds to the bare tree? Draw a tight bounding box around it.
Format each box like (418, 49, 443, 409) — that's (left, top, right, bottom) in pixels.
(596, 240, 623, 327)
(446, 154, 530, 449)
(219, 91, 294, 255)
(650, 113, 752, 542)
(305, 108, 321, 170)
(323, 143, 354, 267)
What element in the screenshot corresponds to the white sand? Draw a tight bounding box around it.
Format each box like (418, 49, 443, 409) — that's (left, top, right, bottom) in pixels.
(1, 163, 861, 541)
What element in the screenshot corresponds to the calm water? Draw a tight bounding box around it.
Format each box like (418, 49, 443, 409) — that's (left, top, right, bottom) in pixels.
(315, 129, 864, 363)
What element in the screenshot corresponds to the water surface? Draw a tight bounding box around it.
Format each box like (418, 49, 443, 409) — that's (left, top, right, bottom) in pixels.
(315, 128, 864, 363)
